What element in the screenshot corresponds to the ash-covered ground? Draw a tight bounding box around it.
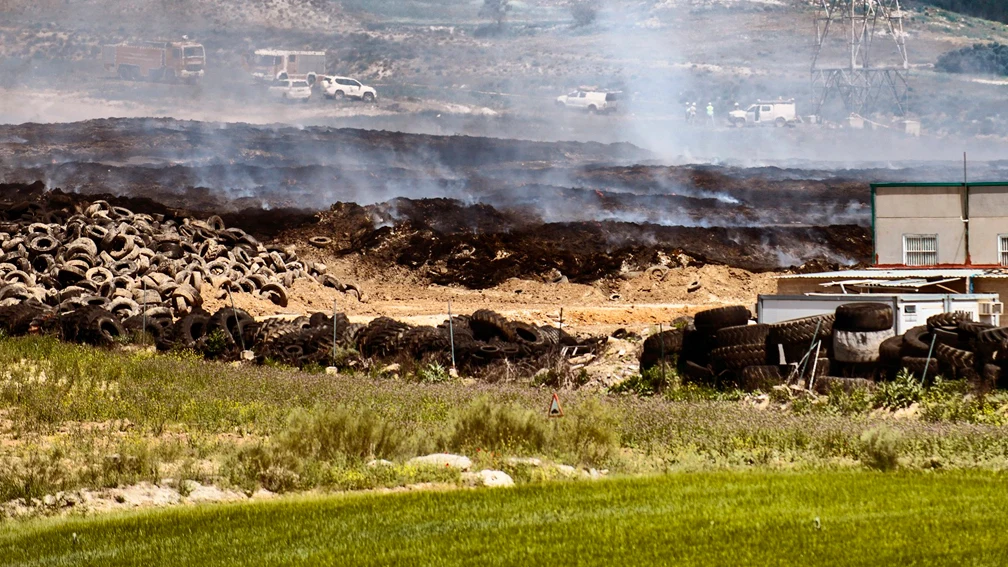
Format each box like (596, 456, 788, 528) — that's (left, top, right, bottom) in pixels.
(8, 117, 992, 288)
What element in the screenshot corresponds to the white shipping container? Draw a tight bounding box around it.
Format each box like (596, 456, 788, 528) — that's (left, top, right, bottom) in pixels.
(757, 293, 1002, 334)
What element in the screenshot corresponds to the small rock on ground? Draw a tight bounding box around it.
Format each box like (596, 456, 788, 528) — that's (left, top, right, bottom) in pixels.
(407, 453, 472, 471)
(462, 470, 515, 488)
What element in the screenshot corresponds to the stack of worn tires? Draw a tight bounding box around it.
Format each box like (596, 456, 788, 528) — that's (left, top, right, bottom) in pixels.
(639, 301, 1008, 394)
(0, 196, 357, 323)
(0, 294, 599, 370)
(883, 312, 1005, 388)
(0, 195, 374, 356)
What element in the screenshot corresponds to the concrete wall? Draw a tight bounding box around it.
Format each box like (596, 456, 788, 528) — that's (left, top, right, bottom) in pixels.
(967, 185, 1008, 265)
(776, 278, 825, 294)
(972, 277, 1008, 298)
(874, 185, 966, 265)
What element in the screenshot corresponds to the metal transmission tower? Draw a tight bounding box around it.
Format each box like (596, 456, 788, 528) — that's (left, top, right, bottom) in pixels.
(811, 0, 909, 119)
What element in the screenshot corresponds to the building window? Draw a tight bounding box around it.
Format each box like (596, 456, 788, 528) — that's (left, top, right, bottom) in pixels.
(1000, 235, 1008, 266)
(903, 234, 938, 266)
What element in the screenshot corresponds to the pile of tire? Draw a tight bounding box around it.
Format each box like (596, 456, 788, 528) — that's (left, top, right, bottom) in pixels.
(0, 197, 360, 315)
(0, 196, 369, 345)
(882, 312, 1006, 388)
(0, 294, 599, 370)
(638, 301, 1008, 394)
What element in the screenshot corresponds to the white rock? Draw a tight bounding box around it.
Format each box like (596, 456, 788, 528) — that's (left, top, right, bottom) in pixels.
(325, 366, 339, 375)
(367, 459, 395, 468)
(506, 457, 542, 467)
(554, 464, 578, 477)
(408, 453, 472, 471)
(462, 469, 514, 488)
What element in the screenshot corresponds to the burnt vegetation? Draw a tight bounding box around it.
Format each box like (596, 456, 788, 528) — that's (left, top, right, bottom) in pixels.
(935, 42, 1008, 76)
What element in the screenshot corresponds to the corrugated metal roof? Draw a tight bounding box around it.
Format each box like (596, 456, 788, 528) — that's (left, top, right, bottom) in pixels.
(779, 269, 984, 280)
(253, 49, 326, 56)
(825, 277, 963, 289)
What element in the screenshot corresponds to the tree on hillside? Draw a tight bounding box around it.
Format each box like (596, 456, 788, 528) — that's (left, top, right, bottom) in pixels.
(570, 1, 598, 27)
(480, 0, 511, 28)
(917, 0, 1008, 24)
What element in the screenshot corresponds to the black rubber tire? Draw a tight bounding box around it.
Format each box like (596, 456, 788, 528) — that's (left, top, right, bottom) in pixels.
(470, 309, 517, 342)
(927, 311, 972, 332)
(639, 328, 685, 372)
(208, 307, 255, 348)
(358, 316, 410, 358)
(693, 305, 751, 334)
(879, 335, 904, 365)
(766, 314, 834, 347)
(711, 343, 767, 372)
(935, 342, 975, 371)
(901, 356, 940, 380)
(511, 321, 547, 353)
(740, 365, 783, 392)
(680, 329, 716, 366)
(259, 282, 289, 308)
(978, 326, 1008, 345)
(402, 325, 450, 357)
(681, 360, 715, 386)
(932, 326, 961, 348)
(834, 302, 894, 332)
(900, 326, 932, 357)
(173, 312, 211, 349)
(813, 376, 874, 395)
(538, 325, 576, 346)
(982, 363, 1001, 389)
(715, 323, 769, 347)
(957, 321, 995, 340)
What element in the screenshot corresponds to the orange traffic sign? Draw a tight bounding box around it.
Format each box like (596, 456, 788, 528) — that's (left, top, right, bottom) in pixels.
(548, 392, 563, 417)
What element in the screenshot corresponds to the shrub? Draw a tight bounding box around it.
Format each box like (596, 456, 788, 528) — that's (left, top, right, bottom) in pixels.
(0, 446, 69, 504)
(415, 362, 452, 384)
(860, 426, 903, 471)
(610, 365, 673, 397)
(447, 397, 548, 454)
(826, 384, 872, 416)
(935, 42, 1008, 76)
(200, 329, 230, 358)
(873, 368, 923, 410)
(554, 397, 620, 467)
(276, 405, 408, 462)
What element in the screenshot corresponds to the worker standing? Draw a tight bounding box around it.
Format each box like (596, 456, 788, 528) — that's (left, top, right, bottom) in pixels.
(706, 102, 715, 127)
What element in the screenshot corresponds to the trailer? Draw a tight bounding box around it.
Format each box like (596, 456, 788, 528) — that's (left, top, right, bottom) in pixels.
(102, 41, 205, 82)
(757, 293, 1003, 334)
(244, 50, 326, 83)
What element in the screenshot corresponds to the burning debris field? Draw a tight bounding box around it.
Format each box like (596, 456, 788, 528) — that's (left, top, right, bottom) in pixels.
(0, 118, 873, 292)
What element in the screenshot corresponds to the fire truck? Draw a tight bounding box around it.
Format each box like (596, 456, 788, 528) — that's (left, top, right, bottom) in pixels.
(102, 40, 206, 82)
(243, 50, 326, 84)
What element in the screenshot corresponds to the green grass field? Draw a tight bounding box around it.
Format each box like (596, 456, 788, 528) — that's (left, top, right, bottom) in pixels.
(3, 470, 1007, 566)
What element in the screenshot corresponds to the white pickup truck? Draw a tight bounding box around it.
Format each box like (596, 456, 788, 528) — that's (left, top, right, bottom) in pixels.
(729, 99, 798, 127)
(268, 79, 312, 102)
(321, 76, 377, 101)
(555, 90, 619, 113)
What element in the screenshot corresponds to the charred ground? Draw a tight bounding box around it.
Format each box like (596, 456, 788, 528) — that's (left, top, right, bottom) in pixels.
(0, 118, 876, 289)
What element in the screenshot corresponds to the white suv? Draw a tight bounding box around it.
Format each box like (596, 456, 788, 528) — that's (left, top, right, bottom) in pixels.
(556, 90, 619, 113)
(322, 76, 377, 102)
(268, 79, 312, 102)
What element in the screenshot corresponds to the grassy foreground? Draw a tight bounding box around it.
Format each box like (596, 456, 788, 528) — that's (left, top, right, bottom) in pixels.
(3, 470, 1007, 566)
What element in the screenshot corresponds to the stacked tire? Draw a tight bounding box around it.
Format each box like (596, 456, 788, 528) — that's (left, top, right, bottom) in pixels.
(683, 305, 751, 387)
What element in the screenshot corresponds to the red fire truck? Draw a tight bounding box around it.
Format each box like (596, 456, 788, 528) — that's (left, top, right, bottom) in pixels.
(102, 40, 206, 82)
